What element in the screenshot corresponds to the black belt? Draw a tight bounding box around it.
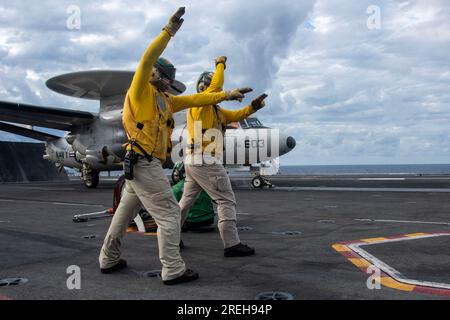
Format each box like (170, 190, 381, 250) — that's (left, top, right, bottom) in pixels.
(136, 154, 153, 162)
(129, 140, 153, 162)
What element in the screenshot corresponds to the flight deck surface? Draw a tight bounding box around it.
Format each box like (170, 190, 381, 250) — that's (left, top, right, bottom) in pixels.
(1, 175, 450, 300)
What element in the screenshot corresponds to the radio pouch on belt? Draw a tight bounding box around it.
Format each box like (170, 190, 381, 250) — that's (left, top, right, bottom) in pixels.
(124, 141, 154, 180)
(124, 122, 154, 181)
(124, 148, 138, 180)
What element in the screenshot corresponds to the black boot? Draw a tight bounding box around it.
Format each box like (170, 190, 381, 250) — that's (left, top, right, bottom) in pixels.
(163, 269, 199, 285)
(100, 259, 127, 274)
(224, 243, 255, 257)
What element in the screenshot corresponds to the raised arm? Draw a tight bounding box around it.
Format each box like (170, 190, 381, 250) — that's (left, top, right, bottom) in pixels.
(220, 105, 255, 123)
(221, 93, 268, 124)
(129, 7, 185, 100)
(171, 88, 253, 113)
(171, 92, 227, 112)
(129, 31, 172, 99)
(204, 57, 226, 93)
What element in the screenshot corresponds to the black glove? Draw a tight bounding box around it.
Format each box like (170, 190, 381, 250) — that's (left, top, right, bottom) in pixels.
(225, 87, 253, 102)
(251, 93, 268, 111)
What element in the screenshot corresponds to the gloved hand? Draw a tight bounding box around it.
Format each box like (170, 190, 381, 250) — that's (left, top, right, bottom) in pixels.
(225, 87, 253, 102)
(163, 7, 185, 37)
(215, 56, 227, 69)
(251, 93, 268, 111)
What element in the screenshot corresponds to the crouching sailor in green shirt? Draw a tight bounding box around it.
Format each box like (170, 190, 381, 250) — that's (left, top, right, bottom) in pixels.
(172, 162, 215, 233)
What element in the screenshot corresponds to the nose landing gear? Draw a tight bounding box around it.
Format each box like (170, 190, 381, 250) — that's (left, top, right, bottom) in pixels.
(251, 174, 274, 189)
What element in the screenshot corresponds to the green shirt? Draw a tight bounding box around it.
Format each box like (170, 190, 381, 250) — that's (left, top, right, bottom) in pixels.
(172, 179, 214, 223)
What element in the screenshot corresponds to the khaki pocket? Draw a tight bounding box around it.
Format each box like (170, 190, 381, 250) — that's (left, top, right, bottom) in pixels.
(152, 190, 173, 210)
(139, 189, 177, 212)
(209, 176, 232, 192)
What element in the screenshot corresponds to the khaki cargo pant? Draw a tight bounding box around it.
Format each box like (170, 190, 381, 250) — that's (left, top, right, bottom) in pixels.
(99, 158, 186, 281)
(179, 163, 241, 249)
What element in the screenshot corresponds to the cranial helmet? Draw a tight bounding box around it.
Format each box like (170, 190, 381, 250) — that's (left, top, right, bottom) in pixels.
(196, 71, 214, 93)
(172, 161, 185, 183)
(154, 57, 176, 83)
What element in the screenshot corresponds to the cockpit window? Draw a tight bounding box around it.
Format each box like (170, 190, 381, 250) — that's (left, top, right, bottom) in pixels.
(239, 117, 264, 129)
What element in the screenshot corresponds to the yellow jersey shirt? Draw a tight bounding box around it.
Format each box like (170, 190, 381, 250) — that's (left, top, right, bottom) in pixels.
(186, 63, 255, 152)
(122, 30, 227, 162)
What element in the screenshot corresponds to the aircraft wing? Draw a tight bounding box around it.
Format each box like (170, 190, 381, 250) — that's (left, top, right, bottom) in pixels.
(0, 101, 96, 131)
(0, 121, 60, 141)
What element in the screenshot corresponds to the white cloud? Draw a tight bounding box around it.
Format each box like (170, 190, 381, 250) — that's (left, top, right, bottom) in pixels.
(312, 16, 335, 34)
(0, 0, 449, 165)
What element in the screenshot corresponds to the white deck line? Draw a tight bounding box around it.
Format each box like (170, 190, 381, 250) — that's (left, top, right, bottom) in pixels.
(0, 198, 104, 207)
(51, 202, 104, 207)
(275, 187, 450, 193)
(354, 218, 450, 226)
(348, 233, 450, 290)
(358, 178, 406, 181)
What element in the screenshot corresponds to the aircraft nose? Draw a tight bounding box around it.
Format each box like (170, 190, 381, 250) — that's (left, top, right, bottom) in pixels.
(286, 136, 296, 150)
(279, 134, 296, 156)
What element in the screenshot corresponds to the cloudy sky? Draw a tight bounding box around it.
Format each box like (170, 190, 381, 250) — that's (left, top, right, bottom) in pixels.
(1, 0, 449, 165)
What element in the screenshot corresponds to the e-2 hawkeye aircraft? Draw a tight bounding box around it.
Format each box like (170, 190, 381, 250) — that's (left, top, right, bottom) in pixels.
(0, 70, 296, 188)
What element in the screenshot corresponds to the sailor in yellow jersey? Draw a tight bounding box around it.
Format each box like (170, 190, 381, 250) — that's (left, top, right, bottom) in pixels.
(99, 7, 252, 285)
(179, 56, 267, 257)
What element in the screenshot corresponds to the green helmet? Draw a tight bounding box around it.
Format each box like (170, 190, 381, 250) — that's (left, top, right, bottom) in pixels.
(196, 71, 214, 93)
(172, 161, 185, 183)
(155, 57, 176, 83)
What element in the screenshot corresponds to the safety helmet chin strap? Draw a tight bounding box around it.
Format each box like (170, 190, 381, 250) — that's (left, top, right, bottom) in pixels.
(197, 82, 208, 93)
(150, 68, 172, 92)
(196, 72, 214, 93)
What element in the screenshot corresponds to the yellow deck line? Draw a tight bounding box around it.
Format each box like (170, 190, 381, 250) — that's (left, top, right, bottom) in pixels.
(361, 237, 387, 243)
(404, 233, 429, 237)
(348, 258, 371, 268)
(332, 244, 351, 252)
(379, 277, 415, 292)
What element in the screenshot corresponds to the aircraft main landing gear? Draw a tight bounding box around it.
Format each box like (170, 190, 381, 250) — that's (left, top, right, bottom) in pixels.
(81, 164, 100, 188)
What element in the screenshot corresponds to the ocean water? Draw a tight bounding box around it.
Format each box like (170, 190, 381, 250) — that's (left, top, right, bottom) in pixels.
(279, 164, 450, 176)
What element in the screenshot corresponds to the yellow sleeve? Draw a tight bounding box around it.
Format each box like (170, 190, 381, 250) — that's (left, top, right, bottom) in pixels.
(220, 104, 255, 124)
(129, 30, 171, 100)
(204, 63, 224, 93)
(171, 92, 227, 113)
